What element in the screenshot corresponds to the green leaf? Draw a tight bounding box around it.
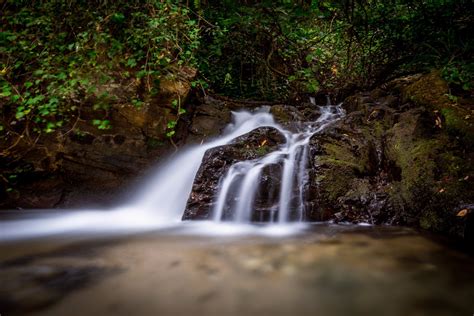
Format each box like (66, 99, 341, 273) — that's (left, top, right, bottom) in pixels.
(92, 119, 111, 130)
(1, 89, 12, 97)
(127, 58, 137, 67)
(132, 99, 144, 108)
(167, 120, 177, 129)
(136, 70, 148, 79)
(15, 111, 26, 119)
(57, 72, 67, 80)
(111, 12, 126, 24)
(45, 122, 56, 133)
(33, 69, 44, 76)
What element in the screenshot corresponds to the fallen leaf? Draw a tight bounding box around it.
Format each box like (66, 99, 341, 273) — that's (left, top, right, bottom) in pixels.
(438, 188, 445, 193)
(457, 209, 468, 217)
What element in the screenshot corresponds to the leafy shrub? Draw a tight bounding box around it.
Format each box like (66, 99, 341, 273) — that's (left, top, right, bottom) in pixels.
(0, 0, 200, 143)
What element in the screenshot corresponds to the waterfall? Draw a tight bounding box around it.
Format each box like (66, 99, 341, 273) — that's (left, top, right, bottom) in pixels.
(212, 105, 345, 223)
(126, 109, 282, 222)
(0, 105, 344, 240)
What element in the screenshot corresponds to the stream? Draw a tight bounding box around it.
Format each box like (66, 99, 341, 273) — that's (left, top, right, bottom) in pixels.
(1, 105, 473, 315)
(1, 224, 474, 315)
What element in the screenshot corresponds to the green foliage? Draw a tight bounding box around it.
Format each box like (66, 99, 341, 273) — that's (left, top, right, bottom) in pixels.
(195, 0, 473, 100)
(442, 62, 474, 92)
(92, 119, 111, 130)
(0, 0, 200, 144)
(1, 0, 472, 146)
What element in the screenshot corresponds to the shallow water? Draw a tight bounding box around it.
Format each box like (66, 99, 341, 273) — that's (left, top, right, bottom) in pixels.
(1, 224, 473, 316)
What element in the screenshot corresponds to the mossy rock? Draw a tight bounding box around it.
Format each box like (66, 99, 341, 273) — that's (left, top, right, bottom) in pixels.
(402, 71, 474, 145)
(307, 74, 473, 235)
(318, 141, 370, 174)
(270, 104, 305, 125)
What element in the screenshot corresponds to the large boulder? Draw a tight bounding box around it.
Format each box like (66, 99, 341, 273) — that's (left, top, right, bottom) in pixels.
(306, 73, 473, 238)
(183, 127, 285, 220)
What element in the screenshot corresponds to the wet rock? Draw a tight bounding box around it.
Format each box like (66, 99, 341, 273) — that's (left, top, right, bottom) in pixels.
(0, 263, 116, 315)
(465, 211, 474, 251)
(306, 73, 473, 236)
(401, 71, 474, 146)
(183, 127, 285, 220)
(188, 96, 232, 142)
(188, 95, 287, 143)
(306, 116, 392, 224)
(183, 72, 472, 237)
(252, 163, 283, 221)
(270, 104, 305, 124)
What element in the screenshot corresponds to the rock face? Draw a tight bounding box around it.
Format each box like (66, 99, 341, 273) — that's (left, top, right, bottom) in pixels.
(182, 127, 286, 220)
(306, 72, 473, 238)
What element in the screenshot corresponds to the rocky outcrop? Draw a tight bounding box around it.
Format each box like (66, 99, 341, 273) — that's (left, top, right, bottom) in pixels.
(307, 72, 473, 238)
(181, 72, 473, 240)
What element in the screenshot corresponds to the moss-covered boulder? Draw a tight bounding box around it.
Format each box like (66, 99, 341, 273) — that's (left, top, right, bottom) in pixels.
(401, 71, 474, 146)
(307, 72, 473, 239)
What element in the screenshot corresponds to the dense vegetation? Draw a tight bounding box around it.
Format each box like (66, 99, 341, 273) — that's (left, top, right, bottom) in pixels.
(197, 0, 473, 100)
(1, 0, 472, 136)
(0, 0, 200, 142)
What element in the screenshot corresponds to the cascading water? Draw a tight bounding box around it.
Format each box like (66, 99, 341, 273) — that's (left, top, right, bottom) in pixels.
(0, 105, 344, 240)
(212, 105, 345, 224)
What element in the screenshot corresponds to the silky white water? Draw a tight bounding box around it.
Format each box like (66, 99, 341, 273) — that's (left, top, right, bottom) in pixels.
(212, 105, 345, 223)
(0, 105, 344, 240)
